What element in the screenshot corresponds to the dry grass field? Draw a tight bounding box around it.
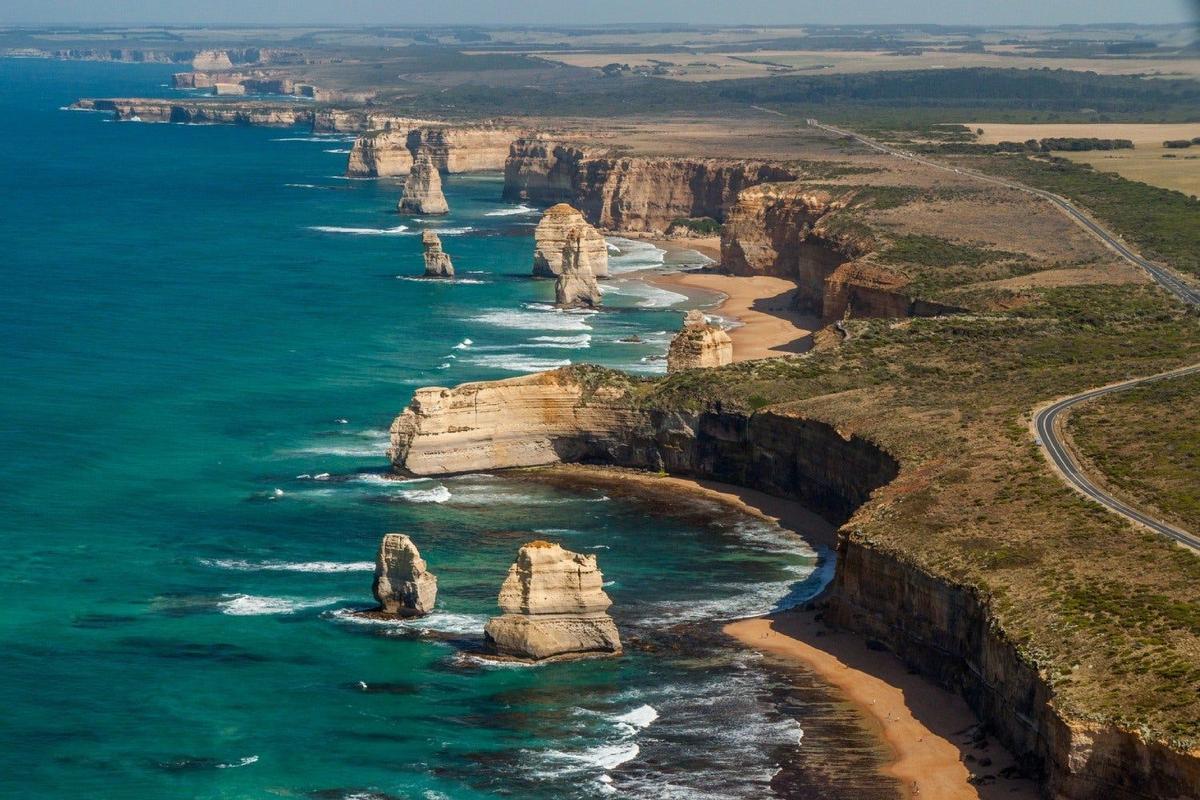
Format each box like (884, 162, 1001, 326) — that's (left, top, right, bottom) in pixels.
(969, 123, 1200, 195)
(537, 49, 1200, 81)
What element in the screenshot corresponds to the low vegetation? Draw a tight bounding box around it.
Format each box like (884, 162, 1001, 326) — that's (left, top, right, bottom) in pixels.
(1068, 372, 1200, 534)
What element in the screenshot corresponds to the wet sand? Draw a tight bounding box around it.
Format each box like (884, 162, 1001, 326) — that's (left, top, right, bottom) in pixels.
(541, 465, 1039, 800)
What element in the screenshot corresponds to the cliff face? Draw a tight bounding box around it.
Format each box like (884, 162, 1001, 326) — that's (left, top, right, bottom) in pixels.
(722, 182, 962, 322)
(347, 125, 521, 177)
(503, 138, 797, 232)
(388, 367, 1200, 800)
(78, 98, 314, 127)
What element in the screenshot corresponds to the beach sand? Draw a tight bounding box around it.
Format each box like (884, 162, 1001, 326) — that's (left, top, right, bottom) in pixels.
(540, 465, 1039, 800)
(651, 270, 821, 360)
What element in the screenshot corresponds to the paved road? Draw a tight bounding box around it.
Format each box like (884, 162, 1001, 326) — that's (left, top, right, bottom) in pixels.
(1034, 366, 1200, 550)
(807, 119, 1200, 547)
(807, 120, 1200, 306)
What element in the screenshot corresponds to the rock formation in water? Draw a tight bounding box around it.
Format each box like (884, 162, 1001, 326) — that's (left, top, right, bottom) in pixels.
(421, 230, 454, 278)
(666, 310, 733, 372)
(372, 533, 437, 616)
(397, 154, 449, 215)
(532, 204, 609, 278)
(484, 541, 621, 660)
(504, 137, 798, 232)
(554, 230, 602, 308)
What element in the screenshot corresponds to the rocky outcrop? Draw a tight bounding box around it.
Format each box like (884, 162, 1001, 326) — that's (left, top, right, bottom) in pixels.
(421, 231, 454, 278)
(667, 310, 733, 372)
(389, 366, 1200, 798)
(372, 533, 437, 616)
(722, 182, 963, 322)
(212, 82, 246, 96)
(76, 98, 314, 127)
(533, 204, 609, 278)
(347, 124, 522, 177)
(554, 230, 602, 308)
(504, 137, 797, 232)
(397, 154, 449, 215)
(484, 541, 621, 661)
(389, 369, 641, 476)
(192, 50, 234, 71)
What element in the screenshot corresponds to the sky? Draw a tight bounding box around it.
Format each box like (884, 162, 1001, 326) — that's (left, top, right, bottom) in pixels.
(1, 0, 1197, 27)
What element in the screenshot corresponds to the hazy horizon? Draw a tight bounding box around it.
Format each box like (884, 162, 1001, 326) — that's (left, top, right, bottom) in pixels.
(2, 0, 1198, 27)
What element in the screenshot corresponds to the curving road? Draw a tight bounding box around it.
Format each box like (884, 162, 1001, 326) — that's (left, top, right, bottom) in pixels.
(1034, 366, 1200, 550)
(806, 119, 1200, 547)
(807, 120, 1200, 306)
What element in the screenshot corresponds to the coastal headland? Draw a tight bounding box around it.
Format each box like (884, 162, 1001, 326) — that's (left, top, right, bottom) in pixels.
(56, 29, 1200, 799)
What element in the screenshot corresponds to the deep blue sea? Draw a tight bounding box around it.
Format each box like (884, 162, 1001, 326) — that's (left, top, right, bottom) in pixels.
(0, 59, 890, 800)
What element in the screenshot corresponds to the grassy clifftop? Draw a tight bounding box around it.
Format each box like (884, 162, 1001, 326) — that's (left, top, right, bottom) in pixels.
(636, 283, 1200, 746)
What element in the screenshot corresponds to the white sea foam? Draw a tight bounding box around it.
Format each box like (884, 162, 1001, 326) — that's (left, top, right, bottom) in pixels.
(605, 237, 667, 274)
(284, 183, 321, 189)
(613, 704, 659, 731)
(473, 309, 592, 332)
(328, 608, 487, 636)
(200, 559, 373, 573)
(323, 148, 352, 154)
(273, 136, 357, 143)
(453, 338, 473, 350)
(309, 224, 409, 236)
(465, 354, 572, 373)
(528, 333, 591, 348)
(543, 742, 640, 771)
(216, 755, 259, 769)
(484, 203, 538, 217)
(218, 594, 342, 616)
(395, 276, 489, 285)
(397, 485, 451, 503)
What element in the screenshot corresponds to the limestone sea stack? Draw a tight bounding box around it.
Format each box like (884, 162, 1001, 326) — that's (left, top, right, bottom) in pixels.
(397, 153, 449, 215)
(554, 229, 602, 308)
(484, 541, 621, 661)
(532, 204, 609, 278)
(372, 533, 438, 616)
(666, 309, 733, 372)
(421, 230, 454, 278)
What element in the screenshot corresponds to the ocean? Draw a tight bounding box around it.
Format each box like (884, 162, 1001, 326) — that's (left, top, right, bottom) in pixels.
(0, 58, 895, 799)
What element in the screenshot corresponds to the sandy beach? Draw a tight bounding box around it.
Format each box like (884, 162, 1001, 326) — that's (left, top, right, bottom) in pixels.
(626, 234, 821, 360)
(541, 465, 1039, 800)
(652, 270, 821, 360)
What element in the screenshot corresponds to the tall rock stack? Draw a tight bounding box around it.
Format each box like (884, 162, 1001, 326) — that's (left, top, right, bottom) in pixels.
(484, 541, 621, 661)
(532, 204, 609, 278)
(372, 533, 438, 617)
(554, 229, 602, 308)
(421, 230, 454, 278)
(397, 152, 449, 215)
(666, 309, 733, 372)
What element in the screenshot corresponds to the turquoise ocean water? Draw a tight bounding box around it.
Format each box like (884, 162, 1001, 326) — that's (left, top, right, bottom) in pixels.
(0, 59, 894, 799)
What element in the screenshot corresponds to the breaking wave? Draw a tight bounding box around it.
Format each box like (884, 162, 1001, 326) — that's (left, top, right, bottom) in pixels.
(200, 559, 373, 573)
(217, 594, 343, 616)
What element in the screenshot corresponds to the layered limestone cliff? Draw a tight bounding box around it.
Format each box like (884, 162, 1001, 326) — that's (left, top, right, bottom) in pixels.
(554, 230, 602, 308)
(722, 182, 963, 322)
(666, 310, 733, 372)
(484, 541, 621, 661)
(76, 98, 314, 127)
(192, 50, 234, 71)
(421, 231, 454, 278)
(397, 154, 449, 215)
(347, 124, 522, 177)
(504, 137, 797, 232)
(372, 533, 437, 616)
(532, 204, 609, 278)
(347, 130, 414, 177)
(389, 367, 1200, 799)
